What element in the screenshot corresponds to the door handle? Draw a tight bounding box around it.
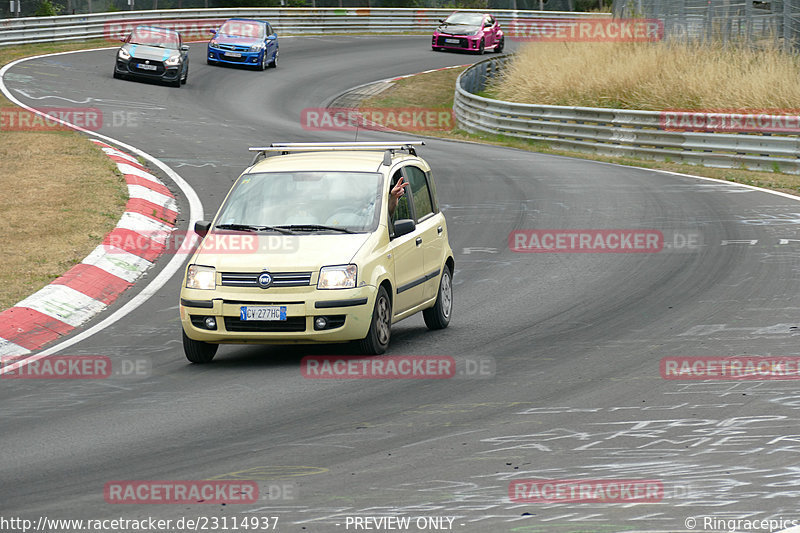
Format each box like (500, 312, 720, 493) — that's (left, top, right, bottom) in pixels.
(437, 226, 443, 234)
(416, 237, 423, 246)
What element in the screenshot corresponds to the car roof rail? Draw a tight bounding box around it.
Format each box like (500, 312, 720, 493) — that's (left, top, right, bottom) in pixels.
(248, 141, 424, 165)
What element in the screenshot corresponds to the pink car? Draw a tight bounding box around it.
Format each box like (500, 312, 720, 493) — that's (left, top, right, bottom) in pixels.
(432, 11, 504, 54)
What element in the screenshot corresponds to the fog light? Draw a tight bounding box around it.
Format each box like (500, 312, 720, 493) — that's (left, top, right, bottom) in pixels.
(314, 317, 328, 330)
(205, 317, 217, 329)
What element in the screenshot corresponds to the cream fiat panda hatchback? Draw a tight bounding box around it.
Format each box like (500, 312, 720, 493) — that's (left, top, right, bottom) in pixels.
(179, 141, 454, 363)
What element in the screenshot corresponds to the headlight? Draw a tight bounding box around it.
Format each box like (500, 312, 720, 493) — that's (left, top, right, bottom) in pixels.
(210, 39, 219, 48)
(165, 54, 181, 66)
(118, 48, 130, 60)
(318, 264, 357, 290)
(186, 265, 216, 290)
(249, 44, 263, 52)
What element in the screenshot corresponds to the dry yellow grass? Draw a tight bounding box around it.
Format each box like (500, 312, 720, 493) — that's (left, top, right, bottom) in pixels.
(0, 40, 128, 311)
(489, 40, 800, 110)
(0, 133, 127, 310)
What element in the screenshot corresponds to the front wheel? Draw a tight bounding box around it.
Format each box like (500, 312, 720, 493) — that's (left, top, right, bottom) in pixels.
(359, 286, 392, 355)
(183, 330, 218, 363)
(475, 39, 485, 55)
(268, 50, 278, 68)
(423, 266, 452, 330)
(494, 36, 504, 53)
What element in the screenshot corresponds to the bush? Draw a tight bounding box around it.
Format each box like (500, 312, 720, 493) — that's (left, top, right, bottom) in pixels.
(34, 0, 62, 16)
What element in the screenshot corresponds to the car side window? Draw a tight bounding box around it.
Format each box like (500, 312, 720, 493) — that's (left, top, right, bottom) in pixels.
(403, 166, 434, 223)
(389, 171, 412, 237)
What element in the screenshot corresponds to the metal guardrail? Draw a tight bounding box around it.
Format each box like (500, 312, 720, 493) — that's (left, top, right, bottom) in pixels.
(454, 55, 800, 174)
(0, 8, 608, 46)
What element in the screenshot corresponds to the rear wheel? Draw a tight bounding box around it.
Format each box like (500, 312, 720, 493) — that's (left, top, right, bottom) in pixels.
(183, 330, 218, 363)
(423, 266, 452, 330)
(359, 286, 392, 355)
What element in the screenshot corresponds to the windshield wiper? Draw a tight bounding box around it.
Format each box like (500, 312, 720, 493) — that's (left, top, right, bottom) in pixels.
(215, 223, 295, 235)
(276, 224, 356, 234)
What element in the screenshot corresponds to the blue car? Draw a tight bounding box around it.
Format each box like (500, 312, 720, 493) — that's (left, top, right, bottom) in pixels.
(207, 18, 278, 70)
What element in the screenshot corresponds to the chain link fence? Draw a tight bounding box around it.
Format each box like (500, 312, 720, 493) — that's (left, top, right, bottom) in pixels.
(612, 0, 800, 50)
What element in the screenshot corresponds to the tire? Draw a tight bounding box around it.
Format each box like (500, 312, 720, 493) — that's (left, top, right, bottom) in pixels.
(432, 46, 441, 51)
(181, 63, 188, 84)
(257, 51, 268, 71)
(207, 58, 217, 65)
(113, 69, 122, 79)
(423, 266, 452, 330)
(183, 330, 218, 363)
(475, 39, 485, 55)
(494, 36, 504, 53)
(359, 286, 392, 355)
(268, 50, 278, 68)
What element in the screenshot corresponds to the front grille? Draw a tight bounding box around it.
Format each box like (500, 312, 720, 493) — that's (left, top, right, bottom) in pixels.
(218, 43, 250, 52)
(221, 272, 312, 288)
(130, 60, 165, 74)
(224, 316, 306, 332)
(437, 36, 468, 48)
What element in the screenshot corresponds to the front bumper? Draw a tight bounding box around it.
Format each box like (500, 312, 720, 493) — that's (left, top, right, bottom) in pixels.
(115, 58, 181, 81)
(207, 46, 263, 65)
(180, 285, 376, 344)
(432, 34, 481, 50)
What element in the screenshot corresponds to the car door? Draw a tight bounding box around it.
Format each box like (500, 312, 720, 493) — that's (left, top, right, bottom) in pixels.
(401, 165, 443, 302)
(388, 169, 426, 315)
(265, 23, 278, 59)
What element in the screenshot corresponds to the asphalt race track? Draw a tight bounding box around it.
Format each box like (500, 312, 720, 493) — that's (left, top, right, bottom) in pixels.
(3, 35, 800, 532)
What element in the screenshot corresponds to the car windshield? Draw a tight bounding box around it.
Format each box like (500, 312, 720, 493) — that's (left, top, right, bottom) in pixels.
(215, 171, 384, 233)
(219, 20, 266, 39)
(444, 13, 484, 26)
(129, 27, 179, 48)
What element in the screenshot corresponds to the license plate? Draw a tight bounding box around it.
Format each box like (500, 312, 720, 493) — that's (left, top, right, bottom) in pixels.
(225, 52, 242, 58)
(240, 306, 287, 321)
(137, 63, 157, 71)
(445, 38, 460, 44)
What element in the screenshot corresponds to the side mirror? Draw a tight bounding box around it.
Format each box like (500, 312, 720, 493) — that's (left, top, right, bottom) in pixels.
(393, 219, 415, 238)
(180, 45, 190, 51)
(267, 34, 277, 40)
(209, 29, 217, 35)
(119, 36, 126, 42)
(194, 220, 211, 237)
(438, 18, 445, 23)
